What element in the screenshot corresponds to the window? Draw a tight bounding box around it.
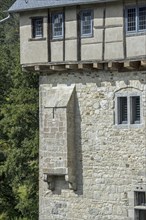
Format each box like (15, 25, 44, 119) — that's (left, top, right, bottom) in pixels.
(32, 17, 43, 38)
(126, 6, 146, 33)
(81, 10, 93, 37)
(52, 13, 64, 39)
(116, 95, 141, 125)
(134, 191, 146, 220)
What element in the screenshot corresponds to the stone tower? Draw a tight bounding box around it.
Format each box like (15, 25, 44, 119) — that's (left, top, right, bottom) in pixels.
(9, 0, 146, 219)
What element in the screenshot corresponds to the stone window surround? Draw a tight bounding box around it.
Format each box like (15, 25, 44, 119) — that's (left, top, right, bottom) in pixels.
(115, 92, 143, 128)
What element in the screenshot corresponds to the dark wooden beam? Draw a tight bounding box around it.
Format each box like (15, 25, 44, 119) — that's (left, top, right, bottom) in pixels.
(63, 7, 65, 62)
(48, 9, 51, 62)
(102, 6, 106, 61)
(77, 6, 81, 61)
(122, 0, 127, 59)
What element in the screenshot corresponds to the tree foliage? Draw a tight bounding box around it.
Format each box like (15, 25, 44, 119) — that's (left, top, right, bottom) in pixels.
(0, 1, 39, 219)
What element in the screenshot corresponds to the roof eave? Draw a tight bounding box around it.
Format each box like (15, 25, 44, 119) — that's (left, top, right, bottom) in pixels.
(8, 0, 120, 13)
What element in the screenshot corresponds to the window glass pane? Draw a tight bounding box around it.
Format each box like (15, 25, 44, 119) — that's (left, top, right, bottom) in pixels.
(127, 8, 136, 32)
(81, 11, 92, 36)
(131, 96, 140, 124)
(52, 13, 63, 38)
(139, 7, 146, 30)
(118, 97, 128, 124)
(32, 18, 43, 38)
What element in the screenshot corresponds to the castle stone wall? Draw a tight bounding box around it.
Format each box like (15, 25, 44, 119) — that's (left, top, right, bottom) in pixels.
(39, 70, 146, 220)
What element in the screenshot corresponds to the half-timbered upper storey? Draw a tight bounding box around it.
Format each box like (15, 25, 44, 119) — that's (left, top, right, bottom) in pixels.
(9, 0, 146, 71)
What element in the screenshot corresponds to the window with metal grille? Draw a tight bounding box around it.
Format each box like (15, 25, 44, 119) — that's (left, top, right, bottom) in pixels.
(126, 6, 146, 33)
(32, 17, 43, 38)
(81, 10, 93, 37)
(52, 13, 64, 39)
(116, 95, 141, 125)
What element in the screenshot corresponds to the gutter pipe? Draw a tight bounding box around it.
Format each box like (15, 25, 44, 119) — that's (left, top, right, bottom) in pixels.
(0, 14, 10, 23)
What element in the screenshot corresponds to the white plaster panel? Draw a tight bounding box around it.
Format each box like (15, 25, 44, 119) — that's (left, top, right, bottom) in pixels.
(51, 41, 63, 62)
(65, 7, 77, 39)
(66, 20, 77, 39)
(81, 43, 102, 60)
(81, 29, 103, 44)
(126, 35, 146, 58)
(65, 40, 77, 61)
(105, 27, 123, 42)
(21, 41, 48, 64)
(105, 3, 123, 26)
(94, 6, 104, 27)
(20, 11, 48, 64)
(105, 42, 124, 60)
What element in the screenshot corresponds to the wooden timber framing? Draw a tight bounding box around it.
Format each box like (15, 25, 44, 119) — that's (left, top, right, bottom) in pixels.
(48, 9, 51, 62)
(63, 7, 66, 62)
(77, 5, 81, 61)
(23, 59, 146, 73)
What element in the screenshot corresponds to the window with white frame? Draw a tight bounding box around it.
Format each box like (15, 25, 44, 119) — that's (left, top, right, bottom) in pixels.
(116, 94, 141, 125)
(81, 10, 93, 37)
(32, 17, 43, 38)
(126, 6, 146, 33)
(52, 12, 64, 39)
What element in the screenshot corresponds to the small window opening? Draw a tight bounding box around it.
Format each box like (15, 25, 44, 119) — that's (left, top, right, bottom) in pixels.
(116, 95, 141, 125)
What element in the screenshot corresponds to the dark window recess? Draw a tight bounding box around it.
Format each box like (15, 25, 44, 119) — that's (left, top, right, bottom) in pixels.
(135, 192, 146, 220)
(135, 192, 146, 206)
(118, 97, 128, 124)
(131, 96, 140, 124)
(32, 18, 43, 38)
(135, 210, 146, 220)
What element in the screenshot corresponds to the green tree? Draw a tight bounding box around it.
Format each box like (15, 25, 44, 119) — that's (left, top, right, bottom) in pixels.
(0, 1, 39, 219)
